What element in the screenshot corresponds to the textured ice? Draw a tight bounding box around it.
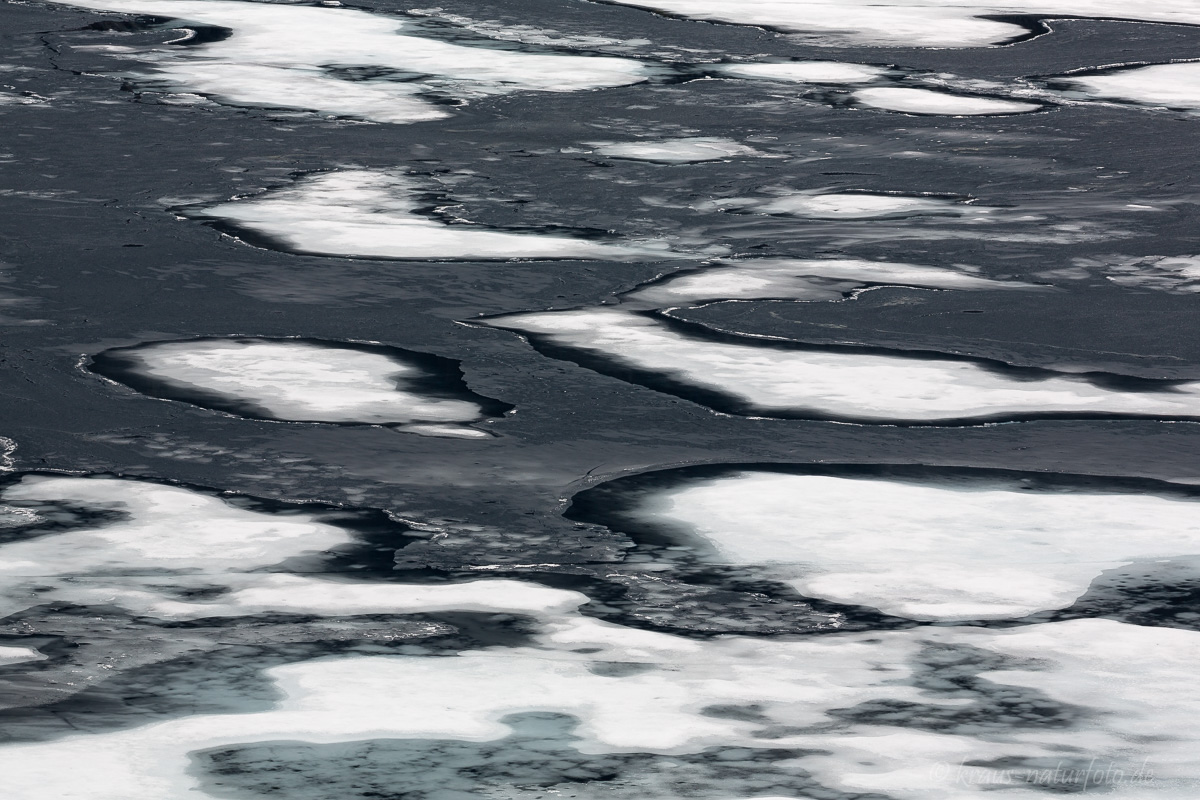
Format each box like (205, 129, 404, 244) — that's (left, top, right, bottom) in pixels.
(1059, 62, 1200, 111)
(852, 87, 1041, 115)
(194, 170, 677, 261)
(631, 469, 1200, 618)
(588, 137, 761, 163)
(0, 476, 582, 620)
(49, 0, 653, 123)
(1, 614, 1194, 799)
(585, 0, 1200, 47)
(488, 309, 1200, 423)
(717, 60, 888, 84)
(93, 338, 503, 428)
(625, 258, 1039, 306)
(1081, 254, 1200, 293)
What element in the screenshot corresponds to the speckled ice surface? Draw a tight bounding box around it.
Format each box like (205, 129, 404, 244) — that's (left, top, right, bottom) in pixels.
(47, 0, 654, 122)
(852, 87, 1042, 115)
(625, 258, 1039, 305)
(584, 0, 1200, 47)
(488, 309, 1200, 423)
(633, 469, 1200, 618)
(716, 60, 888, 83)
(96, 338, 493, 426)
(1058, 62, 1200, 111)
(194, 170, 678, 261)
(587, 137, 762, 163)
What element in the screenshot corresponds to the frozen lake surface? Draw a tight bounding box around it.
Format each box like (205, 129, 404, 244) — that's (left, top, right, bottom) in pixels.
(2, 0, 1200, 797)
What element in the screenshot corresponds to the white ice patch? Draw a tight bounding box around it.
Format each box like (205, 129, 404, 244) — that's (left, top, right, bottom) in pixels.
(585, 0, 1200, 48)
(717, 60, 888, 84)
(717, 191, 976, 219)
(115, 338, 487, 425)
(624, 258, 1039, 306)
(1058, 61, 1200, 111)
(852, 87, 1041, 115)
(0, 614, 1192, 799)
(587, 137, 762, 163)
(489, 308, 1200, 423)
(635, 470, 1200, 618)
(0, 645, 44, 666)
(49, 0, 653, 123)
(196, 170, 677, 261)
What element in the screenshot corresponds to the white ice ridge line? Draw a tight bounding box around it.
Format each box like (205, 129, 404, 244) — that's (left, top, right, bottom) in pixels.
(193, 169, 683, 261)
(632, 469, 1200, 618)
(588, 0, 1200, 48)
(0, 617, 1196, 799)
(619, 257, 1043, 307)
(484, 307, 1200, 423)
(48, 0, 655, 123)
(0, 475, 588, 620)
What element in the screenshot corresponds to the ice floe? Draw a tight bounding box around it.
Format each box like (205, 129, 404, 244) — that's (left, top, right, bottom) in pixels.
(599, 466, 1200, 618)
(587, 0, 1200, 48)
(715, 191, 978, 219)
(0, 475, 586, 620)
(49, 0, 653, 123)
(586, 137, 761, 163)
(190, 170, 677, 261)
(623, 257, 1040, 306)
(1056, 61, 1200, 111)
(90, 337, 511, 432)
(852, 86, 1042, 115)
(486, 308, 1200, 423)
(717, 60, 888, 84)
(0, 645, 44, 665)
(0, 613, 1193, 799)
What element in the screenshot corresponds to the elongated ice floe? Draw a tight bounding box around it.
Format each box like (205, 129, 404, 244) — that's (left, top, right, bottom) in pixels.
(90, 337, 511, 433)
(1077, 254, 1200, 293)
(587, 137, 761, 163)
(623, 257, 1040, 306)
(717, 60, 888, 84)
(486, 308, 1200, 423)
(715, 191, 978, 219)
(852, 86, 1042, 115)
(191, 170, 677, 261)
(576, 465, 1200, 618)
(1056, 61, 1200, 112)
(49, 0, 654, 123)
(588, 0, 1200, 48)
(0, 616, 1194, 799)
(0, 475, 586, 620)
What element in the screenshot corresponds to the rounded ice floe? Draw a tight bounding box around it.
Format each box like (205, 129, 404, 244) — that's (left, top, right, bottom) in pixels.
(717, 60, 887, 84)
(851, 87, 1041, 115)
(572, 0, 1200, 48)
(47, 0, 655, 123)
(1056, 61, 1200, 111)
(192, 170, 677, 261)
(90, 337, 512, 430)
(587, 137, 761, 164)
(486, 308, 1200, 424)
(570, 465, 1200, 619)
(623, 257, 1040, 306)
